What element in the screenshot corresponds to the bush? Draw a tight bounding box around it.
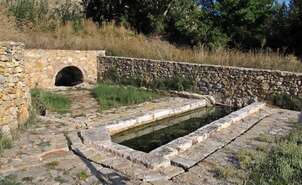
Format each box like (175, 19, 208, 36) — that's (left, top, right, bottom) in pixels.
(6, 0, 48, 24)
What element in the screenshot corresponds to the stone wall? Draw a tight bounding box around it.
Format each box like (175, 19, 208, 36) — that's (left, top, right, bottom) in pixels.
(98, 56, 302, 106)
(24, 49, 105, 89)
(0, 42, 31, 136)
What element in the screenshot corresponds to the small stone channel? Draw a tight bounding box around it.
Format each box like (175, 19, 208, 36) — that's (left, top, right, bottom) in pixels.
(112, 106, 235, 153)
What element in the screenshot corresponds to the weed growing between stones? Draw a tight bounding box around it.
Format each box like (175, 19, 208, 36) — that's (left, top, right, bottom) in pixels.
(31, 89, 71, 114)
(92, 83, 159, 110)
(77, 171, 89, 181)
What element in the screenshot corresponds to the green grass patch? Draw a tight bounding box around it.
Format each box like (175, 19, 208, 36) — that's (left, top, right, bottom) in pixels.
(77, 171, 89, 181)
(31, 89, 71, 114)
(246, 124, 302, 185)
(92, 83, 159, 110)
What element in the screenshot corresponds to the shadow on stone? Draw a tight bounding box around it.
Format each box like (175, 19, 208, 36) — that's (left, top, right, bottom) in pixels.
(74, 149, 129, 185)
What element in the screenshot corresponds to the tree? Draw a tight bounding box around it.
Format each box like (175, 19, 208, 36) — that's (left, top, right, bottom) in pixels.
(212, 0, 275, 49)
(287, 0, 302, 56)
(83, 0, 171, 34)
(165, 0, 228, 48)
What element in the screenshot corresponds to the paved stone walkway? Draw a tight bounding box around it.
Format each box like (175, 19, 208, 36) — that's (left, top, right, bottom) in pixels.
(0, 89, 300, 185)
(171, 108, 299, 185)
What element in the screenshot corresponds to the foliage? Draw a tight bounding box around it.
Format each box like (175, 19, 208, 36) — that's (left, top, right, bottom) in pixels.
(247, 125, 302, 185)
(165, 0, 229, 48)
(6, 0, 49, 24)
(1, 0, 83, 31)
(267, 0, 302, 56)
(211, 0, 274, 49)
(92, 83, 159, 110)
(31, 89, 71, 114)
(0, 0, 302, 72)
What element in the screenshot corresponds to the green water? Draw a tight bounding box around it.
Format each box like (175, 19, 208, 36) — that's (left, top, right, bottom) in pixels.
(112, 106, 234, 153)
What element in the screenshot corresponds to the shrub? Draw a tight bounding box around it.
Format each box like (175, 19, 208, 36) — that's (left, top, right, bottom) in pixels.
(6, 0, 49, 24)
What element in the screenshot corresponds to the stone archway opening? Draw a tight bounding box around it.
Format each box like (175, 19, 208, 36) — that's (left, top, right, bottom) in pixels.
(55, 66, 84, 86)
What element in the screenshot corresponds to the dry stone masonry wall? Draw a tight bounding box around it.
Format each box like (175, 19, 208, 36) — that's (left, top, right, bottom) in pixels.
(0, 42, 31, 136)
(98, 56, 302, 106)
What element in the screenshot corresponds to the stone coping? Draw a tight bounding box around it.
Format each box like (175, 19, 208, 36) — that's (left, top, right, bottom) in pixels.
(80, 99, 266, 169)
(150, 102, 266, 159)
(101, 56, 302, 76)
(105, 98, 210, 135)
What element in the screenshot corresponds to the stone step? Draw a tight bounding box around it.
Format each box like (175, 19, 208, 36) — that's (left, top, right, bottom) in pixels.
(72, 142, 184, 182)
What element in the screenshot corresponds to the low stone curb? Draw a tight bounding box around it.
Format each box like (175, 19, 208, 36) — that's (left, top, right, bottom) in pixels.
(77, 100, 265, 172)
(105, 98, 210, 135)
(150, 102, 266, 159)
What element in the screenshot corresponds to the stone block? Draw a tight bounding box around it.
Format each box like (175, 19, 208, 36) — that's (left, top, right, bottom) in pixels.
(171, 156, 196, 169)
(81, 126, 111, 145)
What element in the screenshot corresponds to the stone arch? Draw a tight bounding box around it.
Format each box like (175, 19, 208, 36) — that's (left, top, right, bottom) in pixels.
(55, 66, 84, 86)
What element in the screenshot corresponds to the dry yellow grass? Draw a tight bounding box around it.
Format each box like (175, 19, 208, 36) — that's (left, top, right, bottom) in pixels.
(0, 8, 301, 73)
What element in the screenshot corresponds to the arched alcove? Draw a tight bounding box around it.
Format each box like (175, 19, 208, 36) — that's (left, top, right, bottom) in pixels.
(55, 66, 84, 86)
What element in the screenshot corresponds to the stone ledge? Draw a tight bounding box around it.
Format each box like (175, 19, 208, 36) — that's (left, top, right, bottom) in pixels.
(150, 102, 266, 159)
(105, 98, 210, 135)
(77, 100, 265, 171)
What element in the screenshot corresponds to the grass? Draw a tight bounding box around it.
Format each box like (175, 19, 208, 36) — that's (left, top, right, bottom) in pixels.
(92, 83, 159, 110)
(77, 171, 89, 181)
(0, 3, 301, 73)
(212, 124, 302, 185)
(0, 175, 21, 185)
(31, 89, 71, 114)
(0, 133, 12, 153)
(246, 124, 302, 185)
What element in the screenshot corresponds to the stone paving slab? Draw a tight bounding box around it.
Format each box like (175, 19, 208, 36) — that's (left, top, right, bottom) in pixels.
(170, 108, 300, 185)
(43, 89, 211, 131)
(169, 107, 271, 169)
(1, 87, 300, 185)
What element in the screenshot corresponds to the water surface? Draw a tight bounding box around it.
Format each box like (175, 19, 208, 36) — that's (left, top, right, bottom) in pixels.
(112, 106, 234, 153)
